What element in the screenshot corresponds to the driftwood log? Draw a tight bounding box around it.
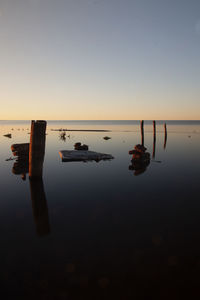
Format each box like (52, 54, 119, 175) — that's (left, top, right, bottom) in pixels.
(59, 150, 114, 162)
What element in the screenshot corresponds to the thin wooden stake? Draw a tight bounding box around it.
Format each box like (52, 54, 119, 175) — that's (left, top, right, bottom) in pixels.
(164, 122, 167, 149)
(153, 120, 156, 158)
(140, 120, 144, 146)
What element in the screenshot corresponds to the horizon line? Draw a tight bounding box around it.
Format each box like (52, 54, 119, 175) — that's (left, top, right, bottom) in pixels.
(0, 119, 200, 121)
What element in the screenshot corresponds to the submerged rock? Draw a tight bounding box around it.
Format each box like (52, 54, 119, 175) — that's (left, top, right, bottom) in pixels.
(103, 136, 111, 140)
(74, 143, 89, 151)
(4, 133, 12, 138)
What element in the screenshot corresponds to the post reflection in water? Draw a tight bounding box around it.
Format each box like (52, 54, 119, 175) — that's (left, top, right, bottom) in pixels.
(11, 157, 51, 236)
(29, 178, 50, 237)
(152, 134, 156, 158)
(10, 120, 50, 236)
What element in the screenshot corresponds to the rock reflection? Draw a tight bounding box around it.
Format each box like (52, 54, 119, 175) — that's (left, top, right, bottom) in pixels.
(129, 144, 150, 175)
(12, 159, 29, 180)
(29, 179, 50, 237)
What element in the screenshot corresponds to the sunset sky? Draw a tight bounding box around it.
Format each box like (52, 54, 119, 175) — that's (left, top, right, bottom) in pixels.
(0, 0, 200, 120)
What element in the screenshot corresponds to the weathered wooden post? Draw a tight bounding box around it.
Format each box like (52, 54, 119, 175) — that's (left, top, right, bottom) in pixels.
(152, 120, 156, 158)
(29, 120, 47, 179)
(29, 179, 50, 236)
(140, 120, 144, 146)
(164, 122, 167, 149)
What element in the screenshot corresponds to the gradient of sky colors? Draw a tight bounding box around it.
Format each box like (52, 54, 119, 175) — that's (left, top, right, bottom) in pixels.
(0, 0, 200, 120)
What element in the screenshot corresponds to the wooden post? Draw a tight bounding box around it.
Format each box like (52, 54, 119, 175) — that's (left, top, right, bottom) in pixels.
(140, 120, 144, 146)
(29, 179, 50, 236)
(152, 120, 156, 158)
(164, 122, 167, 149)
(29, 120, 46, 179)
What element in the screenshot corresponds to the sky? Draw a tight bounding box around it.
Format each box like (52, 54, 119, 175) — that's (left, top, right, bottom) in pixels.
(0, 0, 200, 120)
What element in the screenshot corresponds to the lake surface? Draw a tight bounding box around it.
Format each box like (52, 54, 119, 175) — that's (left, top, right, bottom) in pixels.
(1, 120, 200, 299)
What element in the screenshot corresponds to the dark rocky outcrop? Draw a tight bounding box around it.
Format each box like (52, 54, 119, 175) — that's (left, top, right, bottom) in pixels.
(74, 142, 89, 151)
(129, 144, 150, 176)
(11, 143, 30, 178)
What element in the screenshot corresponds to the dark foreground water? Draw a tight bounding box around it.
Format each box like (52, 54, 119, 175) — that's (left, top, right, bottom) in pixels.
(1, 120, 200, 299)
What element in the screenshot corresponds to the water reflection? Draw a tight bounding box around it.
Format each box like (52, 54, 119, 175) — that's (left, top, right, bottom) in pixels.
(10, 128, 50, 236)
(12, 159, 29, 180)
(2, 121, 200, 298)
(11, 156, 50, 236)
(152, 133, 156, 158)
(29, 179, 50, 236)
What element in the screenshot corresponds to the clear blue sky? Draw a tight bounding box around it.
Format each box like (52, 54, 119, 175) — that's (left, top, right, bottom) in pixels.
(0, 0, 200, 119)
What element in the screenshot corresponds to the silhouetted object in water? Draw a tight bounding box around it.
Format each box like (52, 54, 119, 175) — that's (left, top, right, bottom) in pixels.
(103, 136, 111, 140)
(152, 121, 156, 158)
(12, 160, 29, 176)
(29, 179, 50, 236)
(11, 143, 30, 179)
(59, 150, 114, 162)
(164, 122, 167, 149)
(29, 120, 46, 179)
(5, 157, 15, 161)
(130, 144, 147, 154)
(74, 142, 89, 150)
(4, 133, 12, 138)
(129, 144, 150, 175)
(59, 131, 66, 141)
(140, 120, 144, 146)
(21, 174, 26, 181)
(11, 143, 29, 158)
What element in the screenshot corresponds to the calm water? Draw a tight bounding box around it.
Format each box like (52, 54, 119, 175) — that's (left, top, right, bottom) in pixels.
(1, 120, 200, 299)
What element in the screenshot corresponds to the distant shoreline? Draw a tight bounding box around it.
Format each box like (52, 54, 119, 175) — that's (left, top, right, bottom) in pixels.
(51, 129, 111, 132)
